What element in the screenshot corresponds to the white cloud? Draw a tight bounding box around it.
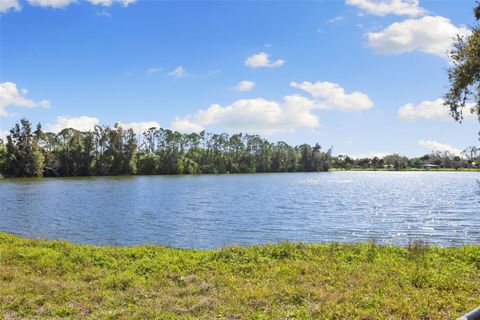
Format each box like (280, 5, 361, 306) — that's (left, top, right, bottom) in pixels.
(419, 140, 462, 156)
(398, 98, 448, 120)
(290, 81, 373, 111)
(0, 0, 21, 13)
(367, 16, 470, 58)
(170, 117, 205, 133)
(245, 52, 285, 68)
(118, 0, 136, 6)
(172, 80, 373, 134)
(20, 0, 136, 10)
(116, 121, 160, 133)
(0, 82, 50, 117)
(398, 98, 474, 121)
(233, 80, 255, 92)
(27, 0, 75, 8)
(171, 96, 320, 135)
(46, 117, 159, 133)
(146, 67, 163, 74)
(326, 16, 345, 23)
(168, 66, 186, 78)
(88, 0, 136, 7)
(88, 0, 111, 6)
(47, 116, 99, 132)
(346, 0, 426, 17)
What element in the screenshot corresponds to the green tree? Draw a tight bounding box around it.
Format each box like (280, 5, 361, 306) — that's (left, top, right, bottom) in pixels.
(3, 118, 334, 177)
(5, 119, 45, 177)
(93, 125, 109, 175)
(37, 131, 61, 176)
(80, 132, 95, 175)
(297, 144, 313, 172)
(0, 139, 7, 175)
(383, 154, 408, 171)
(444, 3, 480, 124)
(272, 141, 296, 172)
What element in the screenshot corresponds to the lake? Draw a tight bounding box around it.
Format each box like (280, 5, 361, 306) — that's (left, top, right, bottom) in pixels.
(1, 171, 479, 248)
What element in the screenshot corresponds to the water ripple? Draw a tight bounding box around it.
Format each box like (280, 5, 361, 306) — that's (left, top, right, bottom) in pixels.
(0, 172, 479, 248)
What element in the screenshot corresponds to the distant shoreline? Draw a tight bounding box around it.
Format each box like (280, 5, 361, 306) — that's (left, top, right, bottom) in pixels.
(1, 168, 480, 179)
(330, 168, 480, 172)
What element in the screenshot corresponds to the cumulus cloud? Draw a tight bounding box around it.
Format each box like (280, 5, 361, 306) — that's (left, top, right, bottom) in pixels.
(290, 81, 373, 111)
(367, 16, 470, 58)
(116, 121, 160, 133)
(170, 117, 205, 133)
(168, 66, 186, 78)
(398, 98, 474, 121)
(171, 80, 373, 134)
(47, 116, 100, 132)
(45, 117, 159, 134)
(245, 52, 285, 68)
(0, 82, 50, 117)
(171, 96, 320, 135)
(419, 140, 462, 156)
(346, 0, 426, 17)
(398, 98, 449, 120)
(233, 80, 255, 92)
(0, 0, 21, 13)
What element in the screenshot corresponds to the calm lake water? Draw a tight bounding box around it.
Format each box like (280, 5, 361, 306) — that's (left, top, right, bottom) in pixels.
(1, 172, 479, 248)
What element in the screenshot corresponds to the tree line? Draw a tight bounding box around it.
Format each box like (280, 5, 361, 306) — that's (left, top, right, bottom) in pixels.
(331, 150, 479, 171)
(1, 118, 478, 178)
(0, 118, 332, 177)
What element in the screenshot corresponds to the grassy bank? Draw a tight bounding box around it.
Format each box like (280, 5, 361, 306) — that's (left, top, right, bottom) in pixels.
(0, 233, 479, 319)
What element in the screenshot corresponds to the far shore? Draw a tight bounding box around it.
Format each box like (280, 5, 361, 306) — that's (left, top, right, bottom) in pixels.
(1, 167, 479, 180)
(331, 167, 480, 172)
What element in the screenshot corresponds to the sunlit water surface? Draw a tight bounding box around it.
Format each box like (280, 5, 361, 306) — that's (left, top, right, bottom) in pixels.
(1, 172, 479, 248)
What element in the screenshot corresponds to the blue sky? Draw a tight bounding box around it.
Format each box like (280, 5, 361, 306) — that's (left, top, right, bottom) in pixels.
(0, 0, 478, 157)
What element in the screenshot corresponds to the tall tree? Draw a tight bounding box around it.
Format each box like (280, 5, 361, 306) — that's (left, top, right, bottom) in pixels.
(0, 139, 7, 175)
(1, 118, 335, 177)
(444, 3, 480, 125)
(5, 118, 45, 177)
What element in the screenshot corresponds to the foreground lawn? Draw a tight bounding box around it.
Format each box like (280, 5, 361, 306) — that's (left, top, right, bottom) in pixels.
(0, 233, 479, 319)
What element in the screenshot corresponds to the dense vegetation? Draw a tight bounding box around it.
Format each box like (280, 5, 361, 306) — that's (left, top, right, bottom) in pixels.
(1, 118, 479, 177)
(330, 149, 480, 171)
(444, 2, 480, 125)
(0, 118, 332, 177)
(0, 233, 478, 319)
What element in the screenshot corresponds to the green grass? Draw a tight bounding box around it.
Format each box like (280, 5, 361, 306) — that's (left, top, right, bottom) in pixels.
(0, 233, 479, 319)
